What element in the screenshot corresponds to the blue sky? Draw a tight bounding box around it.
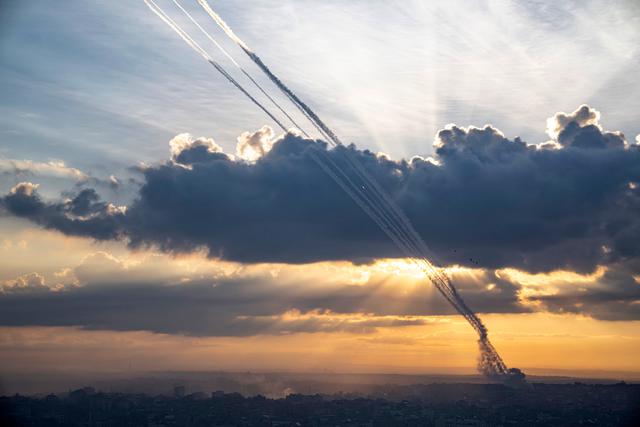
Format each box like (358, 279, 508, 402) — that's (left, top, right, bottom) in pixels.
(2, 0, 639, 185)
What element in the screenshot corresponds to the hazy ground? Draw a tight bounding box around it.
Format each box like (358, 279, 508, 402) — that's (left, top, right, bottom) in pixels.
(2, 370, 639, 397)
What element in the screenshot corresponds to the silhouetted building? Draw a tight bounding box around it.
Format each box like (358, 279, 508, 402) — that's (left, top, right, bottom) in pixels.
(173, 385, 185, 398)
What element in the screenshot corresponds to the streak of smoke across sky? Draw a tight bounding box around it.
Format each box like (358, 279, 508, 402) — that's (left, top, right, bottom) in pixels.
(145, 0, 516, 380)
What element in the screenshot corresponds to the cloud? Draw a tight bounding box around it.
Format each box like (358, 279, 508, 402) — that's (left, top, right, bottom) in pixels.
(0, 158, 126, 197)
(2, 105, 640, 274)
(0, 158, 88, 182)
(0, 280, 431, 336)
(545, 105, 626, 149)
(528, 262, 640, 321)
(0, 252, 529, 336)
(0, 273, 49, 294)
(236, 125, 277, 162)
(8, 181, 39, 197)
(546, 104, 601, 140)
(1, 183, 126, 240)
(169, 133, 226, 166)
(1, 249, 637, 337)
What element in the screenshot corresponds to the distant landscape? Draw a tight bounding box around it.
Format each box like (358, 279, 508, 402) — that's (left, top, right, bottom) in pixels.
(2, 372, 639, 426)
(2, 371, 640, 398)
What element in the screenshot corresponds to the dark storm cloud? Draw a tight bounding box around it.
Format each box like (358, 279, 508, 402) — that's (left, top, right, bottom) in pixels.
(530, 262, 640, 321)
(1, 183, 125, 240)
(0, 282, 426, 336)
(3, 256, 637, 335)
(2, 106, 640, 273)
(0, 259, 526, 336)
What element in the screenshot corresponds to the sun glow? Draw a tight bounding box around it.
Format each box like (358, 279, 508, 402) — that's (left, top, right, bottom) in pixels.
(370, 259, 427, 280)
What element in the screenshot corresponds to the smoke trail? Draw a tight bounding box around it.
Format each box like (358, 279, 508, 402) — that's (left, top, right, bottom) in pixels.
(195, 0, 333, 141)
(143, 0, 421, 271)
(144, 0, 400, 238)
(143, 0, 288, 133)
(196, 0, 518, 381)
(145, 0, 516, 383)
(194, 0, 444, 299)
(196, 0, 469, 317)
(196, 0, 251, 51)
(194, 0, 439, 267)
(197, 0, 494, 364)
(232, 15, 498, 379)
(146, 0, 431, 283)
(169, 0, 309, 136)
(154, 2, 453, 346)
(193, 0, 437, 288)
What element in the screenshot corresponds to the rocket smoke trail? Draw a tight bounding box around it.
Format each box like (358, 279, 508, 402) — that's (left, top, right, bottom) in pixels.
(194, 0, 456, 269)
(143, 0, 400, 256)
(157, 0, 513, 381)
(169, 0, 309, 137)
(143, 0, 288, 133)
(144, 2, 450, 351)
(195, 0, 522, 382)
(193, 0, 446, 279)
(143, 0, 404, 250)
(145, 0, 522, 382)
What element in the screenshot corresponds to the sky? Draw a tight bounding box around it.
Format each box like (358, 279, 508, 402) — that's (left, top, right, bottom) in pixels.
(1, 0, 640, 380)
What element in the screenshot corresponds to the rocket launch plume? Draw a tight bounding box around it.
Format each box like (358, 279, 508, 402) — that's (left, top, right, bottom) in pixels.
(147, 0, 523, 383)
(194, 0, 517, 381)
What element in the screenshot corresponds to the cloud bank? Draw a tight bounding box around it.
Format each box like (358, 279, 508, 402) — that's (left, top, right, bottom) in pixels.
(1, 250, 638, 336)
(2, 106, 640, 274)
(0, 253, 525, 336)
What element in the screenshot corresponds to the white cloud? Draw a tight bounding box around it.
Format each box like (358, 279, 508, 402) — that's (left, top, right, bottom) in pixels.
(236, 126, 276, 162)
(545, 105, 601, 140)
(169, 133, 223, 162)
(0, 272, 49, 294)
(0, 158, 88, 181)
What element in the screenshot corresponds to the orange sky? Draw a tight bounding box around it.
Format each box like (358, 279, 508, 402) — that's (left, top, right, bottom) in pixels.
(1, 223, 639, 379)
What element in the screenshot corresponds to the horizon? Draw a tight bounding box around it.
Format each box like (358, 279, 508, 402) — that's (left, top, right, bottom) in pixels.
(2, 368, 639, 398)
